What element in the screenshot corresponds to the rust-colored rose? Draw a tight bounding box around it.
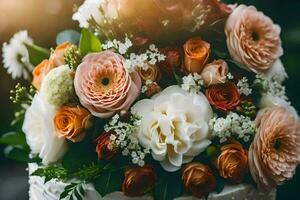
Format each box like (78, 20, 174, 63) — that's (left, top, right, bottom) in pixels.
(95, 131, 118, 160)
(50, 42, 73, 67)
(205, 82, 240, 112)
(201, 60, 229, 86)
(159, 47, 181, 75)
(138, 64, 161, 83)
(182, 163, 217, 198)
(183, 38, 210, 74)
(54, 105, 91, 142)
(145, 82, 161, 97)
(122, 165, 156, 197)
(216, 141, 248, 183)
(32, 59, 55, 90)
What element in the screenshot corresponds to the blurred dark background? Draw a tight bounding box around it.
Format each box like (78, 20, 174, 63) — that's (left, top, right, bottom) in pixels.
(0, 0, 299, 199)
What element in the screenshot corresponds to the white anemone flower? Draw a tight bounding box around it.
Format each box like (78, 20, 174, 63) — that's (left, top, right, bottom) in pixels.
(2, 30, 34, 80)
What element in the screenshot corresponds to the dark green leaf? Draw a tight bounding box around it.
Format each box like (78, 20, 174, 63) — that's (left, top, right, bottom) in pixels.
(94, 169, 124, 196)
(173, 73, 183, 85)
(154, 171, 183, 200)
(31, 165, 68, 183)
(60, 183, 85, 200)
(56, 29, 81, 45)
(4, 146, 29, 163)
(215, 178, 226, 193)
(79, 28, 102, 56)
(0, 132, 28, 148)
(25, 43, 50, 66)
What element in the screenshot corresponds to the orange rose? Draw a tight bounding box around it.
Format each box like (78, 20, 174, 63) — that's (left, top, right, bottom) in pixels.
(183, 38, 210, 73)
(50, 42, 73, 67)
(54, 105, 91, 142)
(216, 141, 248, 183)
(182, 163, 217, 198)
(122, 165, 156, 197)
(95, 131, 118, 160)
(32, 59, 55, 90)
(138, 64, 161, 83)
(32, 42, 73, 90)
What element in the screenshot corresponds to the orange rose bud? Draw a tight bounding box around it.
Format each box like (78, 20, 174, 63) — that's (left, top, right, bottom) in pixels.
(95, 131, 118, 160)
(159, 47, 181, 75)
(50, 42, 73, 67)
(138, 64, 161, 83)
(205, 82, 240, 112)
(182, 163, 217, 198)
(32, 59, 55, 90)
(216, 141, 248, 183)
(54, 105, 91, 142)
(122, 165, 156, 197)
(183, 38, 210, 74)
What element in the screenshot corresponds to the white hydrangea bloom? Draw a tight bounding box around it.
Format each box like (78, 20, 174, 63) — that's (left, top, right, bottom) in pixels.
(132, 86, 213, 172)
(2, 30, 34, 80)
(40, 65, 75, 107)
(72, 0, 104, 28)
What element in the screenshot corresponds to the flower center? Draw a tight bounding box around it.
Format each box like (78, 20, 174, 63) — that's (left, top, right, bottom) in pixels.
(273, 138, 282, 151)
(101, 77, 110, 86)
(251, 31, 260, 42)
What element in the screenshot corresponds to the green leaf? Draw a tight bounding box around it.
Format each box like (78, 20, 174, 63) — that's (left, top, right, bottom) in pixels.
(4, 146, 29, 163)
(31, 165, 69, 183)
(154, 171, 183, 200)
(79, 28, 102, 56)
(94, 169, 124, 196)
(25, 43, 50, 66)
(60, 182, 86, 200)
(0, 132, 28, 148)
(173, 72, 183, 85)
(56, 30, 81, 45)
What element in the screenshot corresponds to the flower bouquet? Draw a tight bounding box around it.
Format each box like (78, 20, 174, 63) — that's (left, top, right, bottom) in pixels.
(1, 0, 300, 200)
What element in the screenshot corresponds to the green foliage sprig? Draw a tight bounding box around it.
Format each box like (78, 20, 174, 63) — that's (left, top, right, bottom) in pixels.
(64, 45, 82, 71)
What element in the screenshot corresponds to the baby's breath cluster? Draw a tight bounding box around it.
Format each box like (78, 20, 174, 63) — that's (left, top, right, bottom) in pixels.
(104, 114, 150, 167)
(103, 37, 165, 72)
(254, 74, 288, 100)
(181, 73, 204, 94)
(237, 77, 252, 96)
(209, 112, 256, 143)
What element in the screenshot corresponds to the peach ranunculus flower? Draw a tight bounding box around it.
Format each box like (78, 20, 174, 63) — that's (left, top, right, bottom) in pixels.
(183, 38, 210, 74)
(31, 42, 73, 90)
(216, 141, 248, 183)
(225, 5, 283, 73)
(249, 107, 300, 191)
(54, 105, 91, 142)
(201, 59, 229, 86)
(74, 51, 142, 118)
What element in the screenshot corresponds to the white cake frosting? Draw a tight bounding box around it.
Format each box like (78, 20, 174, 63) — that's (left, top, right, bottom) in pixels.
(28, 163, 276, 200)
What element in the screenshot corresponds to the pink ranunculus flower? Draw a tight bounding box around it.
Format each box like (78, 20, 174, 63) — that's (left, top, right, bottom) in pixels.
(74, 51, 141, 118)
(225, 5, 283, 73)
(249, 107, 300, 191)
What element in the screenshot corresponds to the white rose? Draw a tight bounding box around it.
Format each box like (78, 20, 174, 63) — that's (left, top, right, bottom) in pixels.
(132, 86, 213, 172)
(259, 93, 290, 109)
(264, 59, 287, 83)
(22, 94, 67, 164)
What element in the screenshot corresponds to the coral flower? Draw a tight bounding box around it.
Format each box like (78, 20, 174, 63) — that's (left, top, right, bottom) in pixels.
(225, 5, 283, 73)
(249, 107, 300, 191)
(74, 51, 141, 118)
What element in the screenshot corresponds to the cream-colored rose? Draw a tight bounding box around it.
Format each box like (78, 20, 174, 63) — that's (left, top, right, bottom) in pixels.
(225, 5, 283, 73)
(132, 86, 213, 172)
(22, 94, 67, 164)
(264, 59, 287, 83)
(201, 60, 228, 86)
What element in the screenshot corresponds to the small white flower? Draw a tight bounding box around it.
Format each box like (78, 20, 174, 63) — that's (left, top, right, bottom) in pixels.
(2, 30, 34, 80)
(181, 73, 204, 94)
(237, 77, 252, 96)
